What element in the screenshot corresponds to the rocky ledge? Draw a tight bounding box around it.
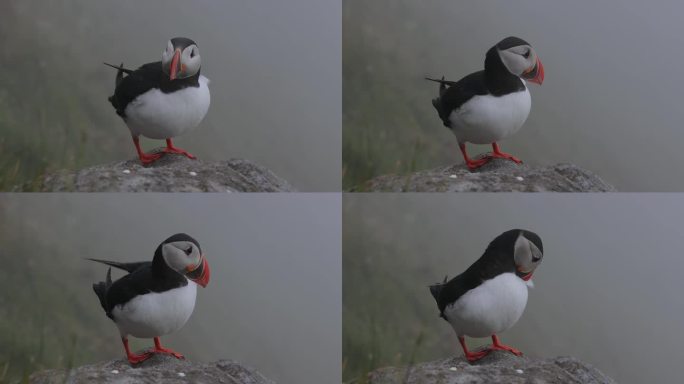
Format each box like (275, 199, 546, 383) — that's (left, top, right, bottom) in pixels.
(23, 151, 295, 192)
(356, 159, 616, 192)
(29, 354, 275, 384)
(366, 350, 615, 384)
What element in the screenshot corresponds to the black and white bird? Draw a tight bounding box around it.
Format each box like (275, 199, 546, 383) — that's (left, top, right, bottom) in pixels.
(429, 229, 543, 363)
(106, 37, 211, 165)
(426, 37, 544, 170)
(90, 233, 211, 365)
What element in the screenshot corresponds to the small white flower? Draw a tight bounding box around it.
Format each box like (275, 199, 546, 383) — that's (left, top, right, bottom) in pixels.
(515, 369, 524, 374)
(178, 372, 186, 377)
(515, 176, 524, 181)
(449, 367, 458, 372)
(189, 171, 198, 176)
(449, 175, 458, 179)
(111, 370, 119, 374)
(122, 170, 131, 174)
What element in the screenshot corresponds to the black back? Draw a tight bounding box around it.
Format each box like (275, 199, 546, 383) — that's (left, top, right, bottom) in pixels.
(91, 233, 202, 319)
(107, 61, 201, 118)
(429, 37, 527, 128)
(429, 229, 541, 319)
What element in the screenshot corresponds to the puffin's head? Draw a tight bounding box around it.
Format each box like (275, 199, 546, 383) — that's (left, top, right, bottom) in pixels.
(495, 36, 544, 85)
(160, 233, 210, 287)
(161, 37, 201, 81)
(512, 229, 544, 281)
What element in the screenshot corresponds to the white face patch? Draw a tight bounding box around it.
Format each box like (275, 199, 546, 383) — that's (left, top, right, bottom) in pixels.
(179, 44, 201, 78)
(499, 45, 537, 76)
(161, 240, 202, 274)
(513, 232, 543, 273)
(161, 41, 201, 79)
(161, 40, 175, 75)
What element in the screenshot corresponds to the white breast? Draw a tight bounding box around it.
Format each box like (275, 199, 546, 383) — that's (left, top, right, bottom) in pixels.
(448, 86, 531, 145)
(111, 281, 197, 339)
(124, 75, 211, 140)
(443, 273, 529, 338)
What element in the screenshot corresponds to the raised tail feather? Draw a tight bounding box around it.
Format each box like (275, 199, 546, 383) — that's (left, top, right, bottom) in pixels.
(103, 62, 134, 83)
(86, 258, 149, 274)
(425, 76, 453, 127)
(429, 275, 448, 319)
(92, 267, 113, 319)
(429, 275, 448, 301)
(104, 62, 131, 113)
(425, 76, 457, 97)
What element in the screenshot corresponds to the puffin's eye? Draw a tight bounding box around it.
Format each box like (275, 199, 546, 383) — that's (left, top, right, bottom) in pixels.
(190, 48, 197, 58)
(184, 246, 193, 255)
(522, 49, 531, 59)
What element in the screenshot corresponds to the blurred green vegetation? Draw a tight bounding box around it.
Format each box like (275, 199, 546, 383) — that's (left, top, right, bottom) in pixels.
(0, 206, 121, 383)
(342, 1, 459, 190)
(0, 1, 129, 191)
(343, 203, 457, 383)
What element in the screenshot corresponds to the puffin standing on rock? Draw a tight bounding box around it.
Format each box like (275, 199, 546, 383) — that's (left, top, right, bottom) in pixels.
(106, 37, 211, 165)
(429, 229, 543, 363)
(90, 233, 211, 365)
(426, 37, 544, 170)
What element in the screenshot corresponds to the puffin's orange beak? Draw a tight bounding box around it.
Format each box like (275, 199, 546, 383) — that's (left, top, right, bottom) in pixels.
(523, 57, 544, 85)
(169, 48, 181, 81)
(186, 255, 210, 287)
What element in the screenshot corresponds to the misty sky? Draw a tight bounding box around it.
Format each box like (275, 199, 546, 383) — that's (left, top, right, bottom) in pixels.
(0, 194, 341, 383)
(344, 193, 684, 383)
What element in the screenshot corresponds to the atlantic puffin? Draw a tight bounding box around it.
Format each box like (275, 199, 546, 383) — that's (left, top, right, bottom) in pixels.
(105, 37, 211, 165)
(426, 37, 544, 170)
(90, 233, 210, 365)
(429, 229, 543, 362)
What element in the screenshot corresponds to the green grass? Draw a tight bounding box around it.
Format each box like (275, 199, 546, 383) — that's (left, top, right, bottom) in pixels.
(342, 208, 448, 382)
(342, 0, 459, 191)
(0, 2, 130, 191)
(0, 208, 118, 383)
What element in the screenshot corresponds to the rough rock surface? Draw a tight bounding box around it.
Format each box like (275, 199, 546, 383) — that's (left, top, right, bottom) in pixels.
(28, 354, 275, 384)
(357, 159, 616, 192)
(367, 351, 615, 384)
(25, 150, 295, 192)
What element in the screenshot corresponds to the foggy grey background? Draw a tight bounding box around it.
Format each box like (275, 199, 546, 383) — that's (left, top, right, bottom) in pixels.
(0, 194, 341, 383)
(343, 194, 684, 383)
(343, 0, 684, 190)
(4, 0, 340, 191)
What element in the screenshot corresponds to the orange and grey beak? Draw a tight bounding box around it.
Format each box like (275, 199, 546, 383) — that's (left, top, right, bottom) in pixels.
(186, 255, 210, 287)
(522, 57, 544, 85)
(169, 48, 182, 81)
(517, 266, 534, 281)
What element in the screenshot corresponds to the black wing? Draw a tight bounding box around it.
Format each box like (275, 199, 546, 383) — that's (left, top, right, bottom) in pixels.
(104, 265, 188, 314)
(107, 61, 166, 118)
(429, 271, 481, 320)
(90, 259, 152, 318)
(430, 236, 519, 320)
(426, 71, 489, 128)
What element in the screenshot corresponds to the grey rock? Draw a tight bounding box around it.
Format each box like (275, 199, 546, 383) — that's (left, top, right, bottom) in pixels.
(357, 159, 616, 192)
(28, 354, 276, 384)
(367, 351, 615, 384)
(25, 150, 295, 192)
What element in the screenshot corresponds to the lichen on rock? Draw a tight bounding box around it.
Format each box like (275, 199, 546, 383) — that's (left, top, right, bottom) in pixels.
(366, 350, 615, 384)
(355, 159, 616, 192)
(28, 354, 276, 384)
(22, 150, 295, 192)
